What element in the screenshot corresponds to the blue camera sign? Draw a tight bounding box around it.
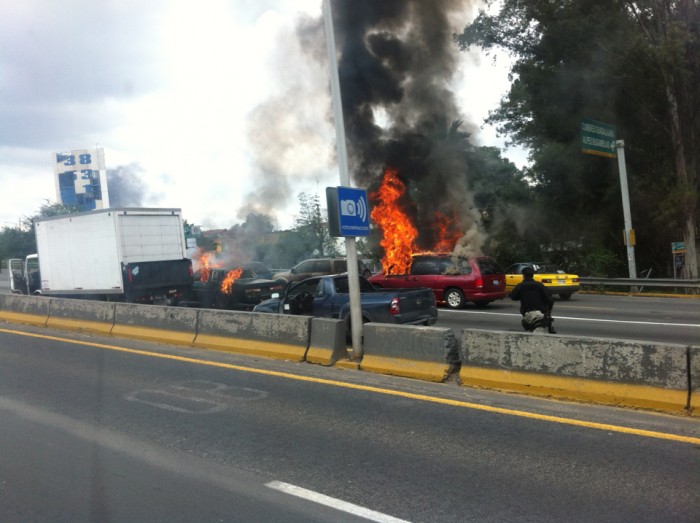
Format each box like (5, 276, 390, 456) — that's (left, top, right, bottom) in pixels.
(326, 186, 370, 237)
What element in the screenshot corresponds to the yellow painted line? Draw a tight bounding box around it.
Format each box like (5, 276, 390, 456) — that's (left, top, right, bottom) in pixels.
(2, 326, 699, 445)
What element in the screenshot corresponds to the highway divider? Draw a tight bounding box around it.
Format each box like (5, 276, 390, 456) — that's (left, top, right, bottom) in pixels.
(691, 347, 699, 412)
(193, 310, 310, 361)
(306, 318, 348, 365)
(360, 324, 459, 382)
(47, 298, 115, 335)
(459, 329, 693, 413)
(112, 303, 198, 345)
(0, 294, 49, 326)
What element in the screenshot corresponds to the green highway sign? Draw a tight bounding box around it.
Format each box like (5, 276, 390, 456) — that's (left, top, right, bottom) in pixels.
(672, 241, 686, 253)
(581, 118, 616, 158)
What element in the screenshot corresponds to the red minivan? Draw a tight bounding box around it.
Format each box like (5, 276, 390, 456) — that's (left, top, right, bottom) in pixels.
(368, 254, 507, 309)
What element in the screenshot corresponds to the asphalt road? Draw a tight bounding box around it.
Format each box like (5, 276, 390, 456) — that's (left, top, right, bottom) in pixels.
(1, 323, 698, 522)
(435, 292, 700, 345)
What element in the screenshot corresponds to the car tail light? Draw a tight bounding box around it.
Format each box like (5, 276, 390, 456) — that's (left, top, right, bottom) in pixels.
(475, 277, 483, 289)
(127, 268, 133, 282)
(572, 277, 579, 282)
(389, 296, 400, 315)
(541, 278, 552, 283)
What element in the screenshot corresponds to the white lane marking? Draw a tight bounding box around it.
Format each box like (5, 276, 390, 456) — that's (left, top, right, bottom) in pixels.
(446, 310, 700, 328)
(266, 481, 411, 523)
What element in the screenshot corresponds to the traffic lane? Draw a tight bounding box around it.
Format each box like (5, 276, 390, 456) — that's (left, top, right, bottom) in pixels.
(1, 326, 698, 522)
(0, 397, 375, 523)
(437, 295, 700, 345)
(3, 322, 699, 441)
(462, 293, 700, 322)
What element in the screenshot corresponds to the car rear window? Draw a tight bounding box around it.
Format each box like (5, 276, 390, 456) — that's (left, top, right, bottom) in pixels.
(476, 258, 504, 275)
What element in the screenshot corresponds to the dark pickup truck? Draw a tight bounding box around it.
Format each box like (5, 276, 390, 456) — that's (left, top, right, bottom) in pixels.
(253, 274, 438, 330)
(191, 265, 286, 311)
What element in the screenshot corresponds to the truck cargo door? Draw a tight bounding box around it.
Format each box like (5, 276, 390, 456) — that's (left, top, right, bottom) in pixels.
(8, 258, 27, 294)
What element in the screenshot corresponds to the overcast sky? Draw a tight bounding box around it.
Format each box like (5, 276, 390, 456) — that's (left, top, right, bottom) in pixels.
(0, 0, 521, 231)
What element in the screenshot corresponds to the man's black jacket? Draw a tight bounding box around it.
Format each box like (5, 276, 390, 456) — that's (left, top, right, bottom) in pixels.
(510, 278, 554, 315)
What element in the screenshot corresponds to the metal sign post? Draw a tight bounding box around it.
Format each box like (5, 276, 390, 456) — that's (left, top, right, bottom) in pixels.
(616, 140, 637, 281)
(581, 119, 638, 282)
(323, 0, 364, 358)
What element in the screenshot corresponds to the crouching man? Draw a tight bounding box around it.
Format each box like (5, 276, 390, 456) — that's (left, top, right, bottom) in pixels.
(510, 266, 556, 334)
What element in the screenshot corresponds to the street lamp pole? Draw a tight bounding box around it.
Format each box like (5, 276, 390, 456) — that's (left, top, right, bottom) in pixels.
(323, 0, 364, 358)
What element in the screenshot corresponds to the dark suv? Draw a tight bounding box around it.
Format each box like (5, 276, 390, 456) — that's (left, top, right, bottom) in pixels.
(274, 257, 371, 283)
(368, 254, 507, 308)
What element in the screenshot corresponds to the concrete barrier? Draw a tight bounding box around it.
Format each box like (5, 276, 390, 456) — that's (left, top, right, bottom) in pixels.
(690, 347, 699, 412)
(111, 303, 198, 345)
(194, 310, 310, 361)
(360, 324, 459, 382)
(306, 318, 348, 365)
(459, 329, 691, 413)
(0, 294, 49, 326)
(47, 298, 115, 334)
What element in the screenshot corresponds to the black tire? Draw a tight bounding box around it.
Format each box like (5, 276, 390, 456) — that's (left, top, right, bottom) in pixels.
(444, 288, 465, 309)
(559, 293, 572, 300)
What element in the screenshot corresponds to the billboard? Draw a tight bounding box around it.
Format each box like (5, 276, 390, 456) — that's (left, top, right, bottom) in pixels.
(53, 148, 110, 211)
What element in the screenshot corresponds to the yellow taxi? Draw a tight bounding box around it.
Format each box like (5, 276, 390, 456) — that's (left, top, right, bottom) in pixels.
(504, 262, 580, 300)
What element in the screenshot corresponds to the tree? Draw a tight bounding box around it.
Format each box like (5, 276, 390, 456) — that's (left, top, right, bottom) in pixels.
(622, 0, 699, 277)
(456, 0, 699, 278)
(0, 225, 34, 263)
(293, 192, 340, 259)
(0, 200, 79, 263)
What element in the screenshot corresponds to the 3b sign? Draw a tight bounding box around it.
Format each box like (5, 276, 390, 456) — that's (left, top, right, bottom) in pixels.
(326, 186, 370, 237)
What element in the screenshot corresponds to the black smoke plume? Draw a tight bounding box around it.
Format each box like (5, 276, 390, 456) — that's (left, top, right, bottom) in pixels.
(330, 0, 483, 255)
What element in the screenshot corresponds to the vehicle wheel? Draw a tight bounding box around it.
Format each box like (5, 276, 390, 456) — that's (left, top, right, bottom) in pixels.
(444, 288, 465, 309)
(473, 301, 491, 308)
(559, 293, 572, 300)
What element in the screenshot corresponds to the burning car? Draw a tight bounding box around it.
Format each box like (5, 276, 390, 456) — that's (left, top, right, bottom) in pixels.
(192, 263, 286, 311)
(369, 253, 507, 309)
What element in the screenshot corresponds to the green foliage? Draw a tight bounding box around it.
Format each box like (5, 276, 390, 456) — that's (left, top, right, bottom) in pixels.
(37, 200, 81, 218)
(292, 192, 340, 260)
(0, 200, 79, 263)
(456, 0, 700, 276)
(0, 225, 35, 263)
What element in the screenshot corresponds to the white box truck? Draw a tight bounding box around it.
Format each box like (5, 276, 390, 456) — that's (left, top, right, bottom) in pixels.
(9, 208, 193, 304)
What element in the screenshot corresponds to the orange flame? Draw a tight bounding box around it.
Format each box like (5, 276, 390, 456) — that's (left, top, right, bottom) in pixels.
(432, 210, 461, 254)
(370, 169, 468, 275)
(192, 250, 224, 282)
(370, 168, 418, 275)
(220, 268, 244, 294)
